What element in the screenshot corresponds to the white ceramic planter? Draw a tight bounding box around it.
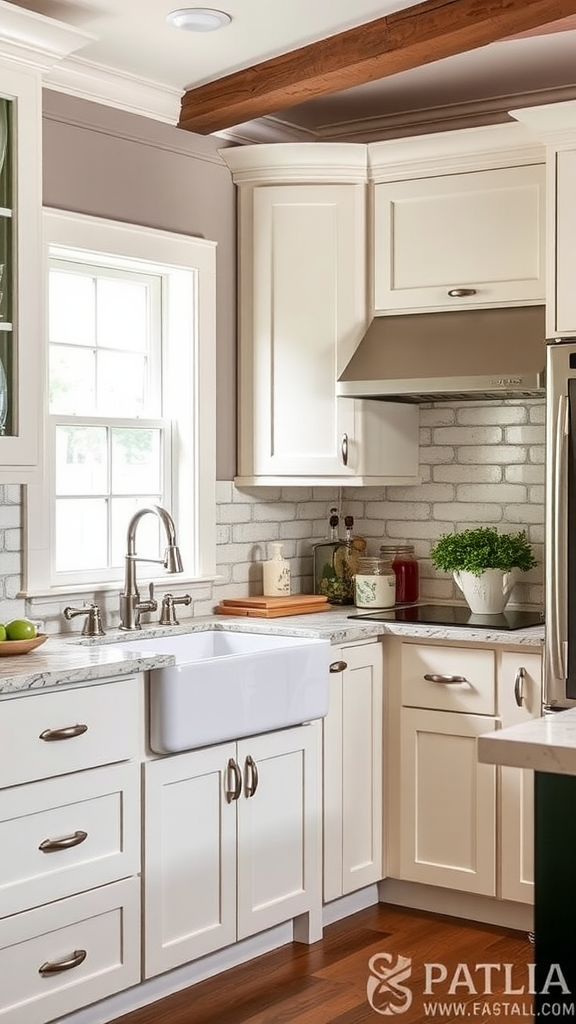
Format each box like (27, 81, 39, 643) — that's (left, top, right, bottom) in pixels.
(453, 568, 520, 614)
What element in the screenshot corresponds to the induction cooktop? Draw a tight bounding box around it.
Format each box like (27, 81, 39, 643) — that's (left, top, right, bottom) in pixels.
(348, 603, 544, 630)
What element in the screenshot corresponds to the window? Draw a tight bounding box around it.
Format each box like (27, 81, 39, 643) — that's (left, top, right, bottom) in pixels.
(24, 209, 217, 597)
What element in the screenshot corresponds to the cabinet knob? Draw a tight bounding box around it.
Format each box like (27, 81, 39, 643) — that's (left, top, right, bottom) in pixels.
(38, 949, 87, 976)
(39, 723, 88, 741)
(423, 673, 468, 684)
(330, 660, 348, 673)
(447, 288, 477, 297)
(514, 666, 526, 707)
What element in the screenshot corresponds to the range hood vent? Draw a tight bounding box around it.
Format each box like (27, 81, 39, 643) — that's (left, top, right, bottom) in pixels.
(337, 305, 546, 403)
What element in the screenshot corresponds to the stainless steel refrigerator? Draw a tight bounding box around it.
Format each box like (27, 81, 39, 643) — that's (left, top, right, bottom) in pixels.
(545, 339, 576, 709)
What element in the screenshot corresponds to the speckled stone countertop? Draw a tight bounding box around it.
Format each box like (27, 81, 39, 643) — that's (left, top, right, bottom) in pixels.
(479, 709, 576, 776)
(0, 606, 544, 696)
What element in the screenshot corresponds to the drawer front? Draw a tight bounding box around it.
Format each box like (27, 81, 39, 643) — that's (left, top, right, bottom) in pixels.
(401, 644, 496, 715)
(0, 762, 141, 918)
(0, 877, 140, 1024)
(0, 676, 141, 788)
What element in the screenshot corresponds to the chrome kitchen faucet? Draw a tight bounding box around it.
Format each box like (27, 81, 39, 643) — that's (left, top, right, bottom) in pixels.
(119, 505, 183, 631)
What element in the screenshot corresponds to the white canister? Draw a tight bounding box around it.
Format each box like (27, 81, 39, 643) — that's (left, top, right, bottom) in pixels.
(354, 557, 396, 609)
(262, 542, 291, 597)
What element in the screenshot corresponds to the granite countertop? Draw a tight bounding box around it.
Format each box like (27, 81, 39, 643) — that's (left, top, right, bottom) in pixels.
(0, 606, 544, 696)
(479, 708, 576, 776)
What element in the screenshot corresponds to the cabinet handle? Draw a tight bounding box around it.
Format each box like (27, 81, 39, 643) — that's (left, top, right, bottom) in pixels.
(330, 660, 348, 673)
(38, 949, 87, 976)
(39, 830, 88, 853)
(447, 288, 477, 297)
(423, 673, 468, 684)
(39, 724, 88, 741)
(514, 666, 526, 707)
(245, 754, 259, 798)
(225, 757, 242, 803)
(341, 433, 349, 467)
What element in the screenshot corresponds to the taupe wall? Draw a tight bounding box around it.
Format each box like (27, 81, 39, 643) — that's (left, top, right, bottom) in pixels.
(41, 91, 238, 480)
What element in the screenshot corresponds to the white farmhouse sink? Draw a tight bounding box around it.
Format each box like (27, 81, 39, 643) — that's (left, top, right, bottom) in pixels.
(114, 629, 331, 753)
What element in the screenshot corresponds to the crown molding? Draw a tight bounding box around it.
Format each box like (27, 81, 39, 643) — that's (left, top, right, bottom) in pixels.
(43, 57, 183, 125)
(0, 0, 94, 71)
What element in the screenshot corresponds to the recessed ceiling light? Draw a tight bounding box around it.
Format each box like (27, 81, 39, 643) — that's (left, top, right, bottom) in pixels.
(166, 8, 232, 32)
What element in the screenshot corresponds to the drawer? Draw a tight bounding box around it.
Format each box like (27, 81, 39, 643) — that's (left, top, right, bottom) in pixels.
(0, 876, 140, 1024)
(0, 762, 141, 918)
(0, 676, 141, 788)
(401, 643, 496, 715)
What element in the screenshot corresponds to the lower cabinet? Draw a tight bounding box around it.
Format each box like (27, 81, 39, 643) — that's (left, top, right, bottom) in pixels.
(389, 639, 541, 904)
(323, 640, 384, 902)
(144, 723, 321, 977)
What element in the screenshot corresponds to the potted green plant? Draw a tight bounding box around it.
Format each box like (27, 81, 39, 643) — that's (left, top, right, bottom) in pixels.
(430, 527, 537, 614)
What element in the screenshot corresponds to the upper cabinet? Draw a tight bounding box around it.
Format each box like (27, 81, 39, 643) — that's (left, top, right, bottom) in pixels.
(511, 101, 576, 338)
(369, 124, 545, 316)
(221, 144, 420, 487)
(0, 11, 92, 482)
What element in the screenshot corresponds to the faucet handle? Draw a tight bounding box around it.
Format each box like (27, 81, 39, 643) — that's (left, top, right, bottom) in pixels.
(159, 593, 192, 626)
(63, 603, 106, 637)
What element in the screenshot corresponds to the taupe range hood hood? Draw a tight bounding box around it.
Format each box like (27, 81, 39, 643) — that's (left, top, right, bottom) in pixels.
(337, 305, 546, 403)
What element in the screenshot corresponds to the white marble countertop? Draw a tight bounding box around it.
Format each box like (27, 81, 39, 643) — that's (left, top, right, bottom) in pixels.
(0, 606, 544, 696)
(479, 708, 576, 776)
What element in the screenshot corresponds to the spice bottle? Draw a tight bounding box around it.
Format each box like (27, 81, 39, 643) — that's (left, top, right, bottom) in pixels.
(379, 544, 420, 604)
(263, 543, 291, 597)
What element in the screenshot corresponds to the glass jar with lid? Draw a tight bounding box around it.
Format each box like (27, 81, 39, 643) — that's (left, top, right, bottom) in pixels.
(354, 555, 396, 610)
(379, 544, 420, 604)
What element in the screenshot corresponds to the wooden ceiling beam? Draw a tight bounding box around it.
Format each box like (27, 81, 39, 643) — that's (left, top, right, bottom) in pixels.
(178, 0, 576, 135)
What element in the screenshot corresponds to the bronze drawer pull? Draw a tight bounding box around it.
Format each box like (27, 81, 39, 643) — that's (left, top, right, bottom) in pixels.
(424, 673, 468, 684)
(39, 724, 88, 741)
(447, 288, 477, 297)
(39, 949, 87, 976)
(329, 661, 348, 673)
(225, 758, 242, 803)
(245, 755, 259, 798)
(514, 666, 526, 707)
(39, 830, 88, 853)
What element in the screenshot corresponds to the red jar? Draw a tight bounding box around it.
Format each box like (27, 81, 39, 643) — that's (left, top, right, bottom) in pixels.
(380, 544, 419, 604)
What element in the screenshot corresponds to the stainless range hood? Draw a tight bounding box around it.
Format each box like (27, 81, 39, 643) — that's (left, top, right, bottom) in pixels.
(337, 305, 546, 403)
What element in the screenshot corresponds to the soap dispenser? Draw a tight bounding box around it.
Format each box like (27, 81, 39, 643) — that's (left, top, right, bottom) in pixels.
(262, 543, 291, 597)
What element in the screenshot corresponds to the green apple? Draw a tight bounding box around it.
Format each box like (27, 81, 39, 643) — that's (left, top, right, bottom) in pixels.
(0, 624, 6, 641)
(6, 619, 37, 641)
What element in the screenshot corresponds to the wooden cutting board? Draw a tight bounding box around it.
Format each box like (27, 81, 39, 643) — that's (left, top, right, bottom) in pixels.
(216, 595, 330, 618)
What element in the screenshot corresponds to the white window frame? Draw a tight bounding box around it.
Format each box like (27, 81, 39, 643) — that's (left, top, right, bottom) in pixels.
(24, 208, 217, 598)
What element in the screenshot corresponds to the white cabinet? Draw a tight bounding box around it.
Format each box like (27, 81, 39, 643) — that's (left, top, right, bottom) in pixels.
(373, 165, 545, 315)
(144, 723, 321, 977)
(0, 677, 142, 1024)
(387, 639, 542, 904)
(323, 641, 384, 902)
(221, 145, 419, 486)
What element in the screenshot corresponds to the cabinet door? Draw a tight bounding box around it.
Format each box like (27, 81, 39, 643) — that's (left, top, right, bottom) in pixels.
(0, 65, 43, 479)
(323, 642, 383, 902)
(554, 149, 576, 336)
(374, 164, 545, 314)
(236, 724, 320, 939)
(144, 744, 237, 977)
(240, 183, 366, 478)
(400, 707, 497, 895)
(498, 650, 542, 904)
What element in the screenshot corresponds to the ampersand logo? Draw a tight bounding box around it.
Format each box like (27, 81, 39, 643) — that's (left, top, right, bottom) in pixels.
(366, 952, 413, 1015)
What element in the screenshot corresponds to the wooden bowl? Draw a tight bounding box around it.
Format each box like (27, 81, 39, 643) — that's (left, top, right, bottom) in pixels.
(0, 634, 48, 656)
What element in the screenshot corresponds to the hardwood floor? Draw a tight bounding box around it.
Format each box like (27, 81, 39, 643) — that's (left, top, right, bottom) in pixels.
(110, 905, 533, 1024)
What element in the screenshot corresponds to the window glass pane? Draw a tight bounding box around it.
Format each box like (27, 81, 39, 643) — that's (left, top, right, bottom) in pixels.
(55, 498, 108, 571)
(97, 278, 148, 352)
(97, 351, 147, 417)
(50, 346, 96, 415)
(111, 497, 163, 568)
(111, 428, 161, 494)
(49, 271, 95, 347)
(55, 425, 108, 495)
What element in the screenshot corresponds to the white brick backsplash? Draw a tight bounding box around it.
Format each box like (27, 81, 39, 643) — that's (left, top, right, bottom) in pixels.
(420, 407, 456, 426)
(433, 426, 503, 445)
(504, 504, 544, 524)
(456, 484, 528, 503)
(434, 465, 502, 483)
(419, 446, 455, 465)
(505, 464, 545, 484)
(386, 483, 455, 502)
(434, 502, 504, 522)
(458, 445, 527, 464)
(457, 405, 527, 425)
(505, 425, 545, 444)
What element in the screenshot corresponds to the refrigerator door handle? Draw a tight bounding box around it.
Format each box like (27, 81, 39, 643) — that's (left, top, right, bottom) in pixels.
(548, 392, 569, 686)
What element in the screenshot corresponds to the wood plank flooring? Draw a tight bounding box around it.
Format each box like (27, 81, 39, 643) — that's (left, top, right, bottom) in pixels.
(109, 905, 534, 1024)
